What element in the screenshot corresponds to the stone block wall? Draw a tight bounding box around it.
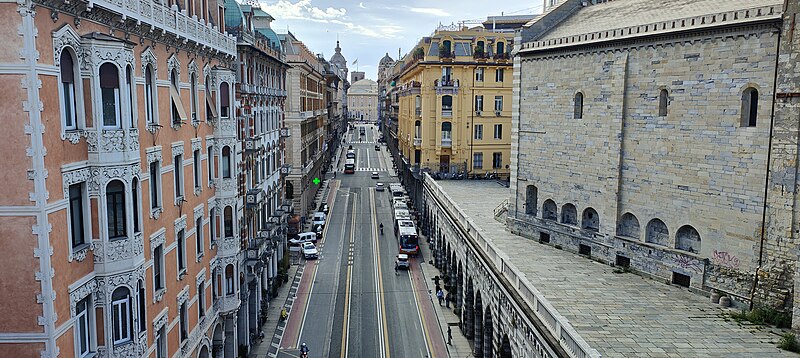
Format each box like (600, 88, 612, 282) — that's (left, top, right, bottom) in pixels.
(512, 25, 786, 305)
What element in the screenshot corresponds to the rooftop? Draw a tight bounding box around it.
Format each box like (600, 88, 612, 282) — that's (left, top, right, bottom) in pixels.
(434, 179, 793, 357)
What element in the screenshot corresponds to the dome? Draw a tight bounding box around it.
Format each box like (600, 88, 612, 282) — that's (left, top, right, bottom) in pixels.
(330, 41, 347, 70)
(379, 53, 394, 67)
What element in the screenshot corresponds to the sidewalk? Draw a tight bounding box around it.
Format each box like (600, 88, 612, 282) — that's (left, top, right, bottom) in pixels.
(248, 263, 303, 358)
(417, 233, 474, 358)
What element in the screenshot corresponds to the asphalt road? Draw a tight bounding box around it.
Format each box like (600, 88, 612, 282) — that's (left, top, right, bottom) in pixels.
(283, 124, 433, 357)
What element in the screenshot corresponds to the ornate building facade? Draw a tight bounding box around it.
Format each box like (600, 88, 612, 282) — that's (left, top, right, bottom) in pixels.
(511, 0, 800, 321)
(348, 79, 378, 123)
(0, 0, 245, 357)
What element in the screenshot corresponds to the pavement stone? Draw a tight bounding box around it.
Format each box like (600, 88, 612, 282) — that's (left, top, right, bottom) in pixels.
(435, 180, 796, 358)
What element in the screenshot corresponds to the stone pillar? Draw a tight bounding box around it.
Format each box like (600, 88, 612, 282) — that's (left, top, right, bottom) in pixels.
(463, 280, 474, 339)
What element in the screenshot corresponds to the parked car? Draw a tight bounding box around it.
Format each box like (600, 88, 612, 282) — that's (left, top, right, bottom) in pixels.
(371, 171, 379, 179)
(376, 183, 385, 191)
(313, 224, 324, 241)
(289, 232, 317, 246)
(312, 212, 326, 227)
(318, 203, 329, 215)
(374, 145, 380, 151)
(302, 242, 319, 259)
(396, 254, 409, 270)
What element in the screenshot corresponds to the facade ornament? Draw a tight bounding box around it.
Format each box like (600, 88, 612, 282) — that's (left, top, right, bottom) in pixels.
(167, 53, 181, 77)
(69, 278, 98, 317)
(146, 146, 163, 164)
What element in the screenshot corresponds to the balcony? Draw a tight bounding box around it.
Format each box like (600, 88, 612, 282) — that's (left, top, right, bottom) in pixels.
(434, 79, 459, 95)
(245, 188, 265, 208)
(413, 137, 422, 147)
(438, 49, 455, 61)
(90, 0, 236, 56)
(415, 108, 422, 117)
(494, 52, 511, 61)
(215, 177, 237, 197)
(441, 109, 453, 117)
(441, 138, 452, 148)
(215, 118, 237, 137)
(92, 232, 145, 273)
(473, 50, 490, 61)
(85, 128, 140, 164)
(216, 295, 241, 315)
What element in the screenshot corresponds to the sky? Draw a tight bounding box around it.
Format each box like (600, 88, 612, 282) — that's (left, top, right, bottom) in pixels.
(259, 0, 543, 80)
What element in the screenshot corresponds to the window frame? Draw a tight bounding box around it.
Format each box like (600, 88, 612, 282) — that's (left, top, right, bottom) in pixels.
(99, 63, 122, 128)
(475, 67, 484, 82)
(658, 89, 668, 117)
(177, 229, 187, 275)
(741, 87, 758, 127)
(574, 92, 584, 119)
(174, 154, 184, 199)
(475, 95, 484, 112)
(154, 244, 165, 291)
(493, 124, 502, 140)
(193, 149, 201, 191)
(149, 160, 162, 210)
(494, 96, 503, 113)
(68, 183, 88, 249)
(474, 124, 483, 140)
(111, 287, 132, 345)
(59, 50, 79, 131)
(473, 152, 483, 169)
(105, 181, 127, 240)
(196, 216, 204, 259)
(198, 281, 206, 319)
(75, 296, 93, 357)
(155, 325, 167, 358)
(495, 68, 504, 82)
(222, 146, 232, 179)
(492, 152, 503, 169)
(179, 301, 188, 342)
(145, 65, 156, 125)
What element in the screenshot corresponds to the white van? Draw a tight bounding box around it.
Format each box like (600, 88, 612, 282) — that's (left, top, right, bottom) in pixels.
(289, 232, 317, 245)
(312, 212, 326, 227)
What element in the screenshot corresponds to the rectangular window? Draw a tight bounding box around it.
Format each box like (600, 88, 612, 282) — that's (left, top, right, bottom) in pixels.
(174, 154, 183, 199)
(111, 295, 131, 344)
(196, 216, 204, 258)
(101, 87, 120, 127)
(150, 161, 161, 209)
(494, 124, 502, 139)
(63, 81, 77, 129)
(210, 207, 217, 243)
(76, 297, 92, 357)
(475, 95, 484, 112)
(179, 302, 188, 342)
(177, 229, 186, 274)
(69, 183, 86, 248)
(198, 281, 206, 319)
(495, 68, 504, 82)
(155, 326, 166, 358)
(106, 184, 126, 239)
(474, 124, 483, 140)
(495, 96, 503, 112)
(473, 152, 483, 169)
(137, 284, 146, 333)
(207, 145, 214, 186)
(193, 150, 201, 190)
(154, 245, 164, 291)
(493, 152, 503, 169)
(475, 68, 484, 82)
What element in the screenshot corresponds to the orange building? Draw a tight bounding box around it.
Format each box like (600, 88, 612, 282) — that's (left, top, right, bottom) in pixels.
(0, 1, 251, 357)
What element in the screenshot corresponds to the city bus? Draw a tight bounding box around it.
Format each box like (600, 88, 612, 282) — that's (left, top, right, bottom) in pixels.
(392, 209, 412, 234)
(396, 220, 419, 255)
(344, 158, 355, 174)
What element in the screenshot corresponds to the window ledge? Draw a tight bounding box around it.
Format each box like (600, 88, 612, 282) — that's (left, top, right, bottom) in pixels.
(178, 269, 187, 280)
(174, 195, 185, 206)
(154, 288, 166, 303)
(196, 252, 204, 262)
(69, 243, 92, 262)
(194, 187, 202, 196)
(62, 130, 83, 144)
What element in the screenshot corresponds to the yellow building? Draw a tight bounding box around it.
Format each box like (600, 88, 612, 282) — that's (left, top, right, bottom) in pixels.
(398, 24, 515, 177)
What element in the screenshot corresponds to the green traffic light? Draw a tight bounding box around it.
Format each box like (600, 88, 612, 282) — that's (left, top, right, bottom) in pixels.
(313, 177, 321, 185)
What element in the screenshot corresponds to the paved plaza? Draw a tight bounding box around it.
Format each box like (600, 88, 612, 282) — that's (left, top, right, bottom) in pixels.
(436, 180, 795, 357)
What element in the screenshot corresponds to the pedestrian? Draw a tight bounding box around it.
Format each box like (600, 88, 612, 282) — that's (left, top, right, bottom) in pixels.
(433, 275, 440, 287)
(436, 289, 444, 306)
(435, 284, 441, 294)
(445, 292, 451, 308)
(447, 326, 452, 345)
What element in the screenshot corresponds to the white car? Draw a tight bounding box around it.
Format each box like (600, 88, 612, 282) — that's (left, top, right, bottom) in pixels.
(396, 254, 409, 270)
(371, 171, 379, 179)
(302, 242, 319, 259)
(312, 212, 326, 227)
(376, 183, 385, 191)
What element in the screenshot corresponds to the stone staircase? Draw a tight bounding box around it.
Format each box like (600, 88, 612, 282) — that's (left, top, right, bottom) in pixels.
(493, 199, 509, 225)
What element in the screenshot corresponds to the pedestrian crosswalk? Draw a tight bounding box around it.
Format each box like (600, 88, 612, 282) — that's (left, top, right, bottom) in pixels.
(356, 167, 385, 172)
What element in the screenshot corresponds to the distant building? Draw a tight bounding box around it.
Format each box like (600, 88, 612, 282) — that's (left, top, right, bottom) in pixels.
(349, 79, 379, 122)
(397, 22, 520, 176)
(512, 0, 799, 318)
(351, 71, 366, 83)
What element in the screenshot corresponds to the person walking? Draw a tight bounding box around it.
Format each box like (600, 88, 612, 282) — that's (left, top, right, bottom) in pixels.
(445, 292, 451, 308)
(436, 289, 444, 306)
(447, 326, 452, 345)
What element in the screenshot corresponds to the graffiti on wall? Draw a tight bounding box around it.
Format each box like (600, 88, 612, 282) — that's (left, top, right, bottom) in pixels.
(673, 254, 702, 273)
(712, 250, 741, 269)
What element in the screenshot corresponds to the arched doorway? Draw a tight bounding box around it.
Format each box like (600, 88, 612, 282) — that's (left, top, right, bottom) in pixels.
(474, 291, 483, 356)
(500, 334, 512, 358)
(198, 344, 209, 358)
(483, 308, 494, 358)
(212, 323, 224, 357)
(456, 262, 463, 309)
(463, 278, 474, 339)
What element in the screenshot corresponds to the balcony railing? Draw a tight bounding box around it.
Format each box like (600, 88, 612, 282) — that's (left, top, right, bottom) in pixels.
(442, 109, 453, 117)
(85, 128, 140, 164)
(441, 138, 452, 148)
(90, 0, 236, 56)
(413, 137, 422, 147)
(92, 232, 145, 272)
(216, 295, 241, 315)
(434, 79, 459, 95)
(494, 52, 511, 60)
(218, 236, 240, 258)
(415, 108, 422, 117)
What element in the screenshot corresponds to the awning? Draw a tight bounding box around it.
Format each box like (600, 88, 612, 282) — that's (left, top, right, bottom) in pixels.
(170, 85, 189, 121)
(206, 92, 218, 120)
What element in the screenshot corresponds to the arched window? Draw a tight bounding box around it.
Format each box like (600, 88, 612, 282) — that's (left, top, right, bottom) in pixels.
(476, 40, 485, 54)
(221, 146, 231, 179)
(617, 212, 640, 239)
(741, 87, 758, 127)
(111, 286, 132, 344)
(542, 199, 557, 220)
(645, 218, 669, 246)
(225, 264, 235, 295)
(574, 92, 583, 119)
(99, 63, 121, 127)
(561, 203, 577, 225)
(106, 180, 126, 239)
(676, 225, 701, 253)
(60, 51, 78, 130)
(415, 95, 421, 116)
(496, 42, 505, 55)
(581, 207, 599, 232)
(442, 40, 452, 55)
(220, 82, 230, 118)
(658, 89, 668, 117)
(126, 65, 135, 128)
(145, 65, 155, 124)
(223, 206, 233, 238)
(525, 185, 537, 216)
(205, 75, 215, 121)
(442, 95, 453, 117)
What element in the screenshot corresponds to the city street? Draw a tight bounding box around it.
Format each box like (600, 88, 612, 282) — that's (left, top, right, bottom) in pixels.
(279, 125, 445, 357)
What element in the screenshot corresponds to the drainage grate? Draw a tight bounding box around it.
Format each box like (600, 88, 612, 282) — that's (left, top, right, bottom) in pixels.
(615, 255, 630, 268)
(578, 244, 591, 256)
(672, 272, 691, 288)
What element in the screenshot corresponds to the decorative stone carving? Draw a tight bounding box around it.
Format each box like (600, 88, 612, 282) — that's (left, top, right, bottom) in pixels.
(175, 216, 187, 235)
(71, 245, 90, 263)
(150, 207, 163, 220)
(217, 178, 236, 193)
(146, 146, 163, 164)
(93, 265, 145, 306)
(167, 53, 181, 77)
(178, 287, 189, 304)
(69, 278, 98, 316)
(53, 24, 84, 65)
(127, 128, 140, 152)
(92, 233, 144, 263)
(171, 141, 185, 158)
(188, 59, 199, 76)
(62, 167, 91, 199)
(62, 130, 82, 144)
(140, 46, 158, 75)
(85, 129, 126, 153)
(80, 37, 135, 72)
(154, 312, 168, 330)
(196, 270, 207, 287)
(84, 164, 139, 196)
(191, 138, 202, 152)
(194, 205, 204, 221)
(154, 288, 166, 303)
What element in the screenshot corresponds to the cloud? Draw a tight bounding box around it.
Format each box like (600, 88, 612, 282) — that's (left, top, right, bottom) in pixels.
(262, 0, 347, 21)
(408, 7, 450, 17)
(359, 2, 366, 9)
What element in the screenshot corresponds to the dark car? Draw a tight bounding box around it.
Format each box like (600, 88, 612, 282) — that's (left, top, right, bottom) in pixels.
(374, 145, 380, 151)
(313, 224, 324, 241)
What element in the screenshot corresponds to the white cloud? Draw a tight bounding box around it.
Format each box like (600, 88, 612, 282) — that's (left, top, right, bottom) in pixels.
(408, 7, 450, 17)
(359, 2, 366, 9)
(261, 0, 346, 21)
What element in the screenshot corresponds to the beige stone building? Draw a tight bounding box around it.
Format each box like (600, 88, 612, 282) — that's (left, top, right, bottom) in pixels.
(511, 0, 800, 320)
(348, 78, 378, 123)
